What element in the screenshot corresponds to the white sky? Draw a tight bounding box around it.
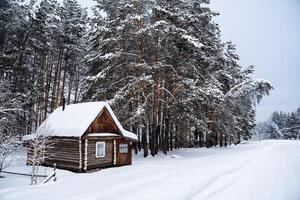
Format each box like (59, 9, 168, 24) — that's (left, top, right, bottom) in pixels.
(76, 0, 300, 122)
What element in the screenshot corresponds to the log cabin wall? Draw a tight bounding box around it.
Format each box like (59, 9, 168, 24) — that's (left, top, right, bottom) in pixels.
(27, 137, 133, 172)
(44, 137, 80, 172)
(84, 137, 116, 170)
(85, 108, 120, 134)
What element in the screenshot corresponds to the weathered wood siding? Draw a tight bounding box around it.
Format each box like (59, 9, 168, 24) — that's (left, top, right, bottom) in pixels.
(85, 108, 120, 134)
(84, 138, 114, 170)
(44, 137, 80, 171)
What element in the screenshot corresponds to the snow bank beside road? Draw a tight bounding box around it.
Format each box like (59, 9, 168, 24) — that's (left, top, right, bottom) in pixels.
(1, 140, 300, 200)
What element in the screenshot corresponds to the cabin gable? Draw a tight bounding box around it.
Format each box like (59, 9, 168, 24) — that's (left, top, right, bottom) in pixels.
(84, 107, 120, 135)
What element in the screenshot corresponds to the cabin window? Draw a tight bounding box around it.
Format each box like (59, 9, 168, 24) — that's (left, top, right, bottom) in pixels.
(95, 142, 105, 158)
(119, 144, 128, 153)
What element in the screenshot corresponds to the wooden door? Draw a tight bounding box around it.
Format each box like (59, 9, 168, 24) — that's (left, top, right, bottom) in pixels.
(117, 142, 131, 166)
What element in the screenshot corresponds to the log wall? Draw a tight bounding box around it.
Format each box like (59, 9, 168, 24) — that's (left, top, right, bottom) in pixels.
(44, 137, 80, 172)
(85, 137, 114, 170)
(27, 137, 133, 172)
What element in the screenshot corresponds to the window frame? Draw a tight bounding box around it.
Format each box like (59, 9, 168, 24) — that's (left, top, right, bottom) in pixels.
(119, 143, 128, 154)
(95, 141, 105, 158)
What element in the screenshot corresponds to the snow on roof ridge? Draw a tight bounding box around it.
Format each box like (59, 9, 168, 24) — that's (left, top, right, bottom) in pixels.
(36, 101, 137, 140)
(87, 133, 121, 137)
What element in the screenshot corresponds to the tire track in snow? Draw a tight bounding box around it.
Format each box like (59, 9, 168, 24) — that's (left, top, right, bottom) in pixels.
(188, 143, 276, 200)
(76, 155, 221, 200)
(98, 143, 275, 200)
(113, 143, 273, 200)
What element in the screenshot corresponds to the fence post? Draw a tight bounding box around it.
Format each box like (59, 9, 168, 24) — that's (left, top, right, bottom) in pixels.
(53, 163, 57, 182)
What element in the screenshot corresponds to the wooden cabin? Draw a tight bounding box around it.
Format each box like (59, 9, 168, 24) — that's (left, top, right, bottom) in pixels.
(28, 102, 137, 172)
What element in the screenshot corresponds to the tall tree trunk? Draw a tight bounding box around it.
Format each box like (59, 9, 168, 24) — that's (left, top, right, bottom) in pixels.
(55, 49, 64, 108)
(60, 62, 67, 105)
(143, 117, 149, 157)
(165, 112, 170, 152)
(43, 53, 52, 120)
(51, 48, 64, 111)
(67, 78, 72, 105)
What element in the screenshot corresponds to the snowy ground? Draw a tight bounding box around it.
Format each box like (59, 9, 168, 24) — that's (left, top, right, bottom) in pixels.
(0, 140, 300, 200)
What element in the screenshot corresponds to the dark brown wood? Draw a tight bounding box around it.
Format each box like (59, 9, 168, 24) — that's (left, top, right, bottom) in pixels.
(84, 108, 121, 135)
(45, 137, 80, 171)
(116, 139, 132, 166)
(85, 138, 114, 170)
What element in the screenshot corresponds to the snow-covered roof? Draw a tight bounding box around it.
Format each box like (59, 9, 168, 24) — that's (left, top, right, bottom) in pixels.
(22, 133, 37, 141)
(36, 102, 137, 140)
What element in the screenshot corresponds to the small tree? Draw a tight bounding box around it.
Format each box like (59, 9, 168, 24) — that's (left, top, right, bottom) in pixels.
(0, 112, 21, 176)
(28, 135, 51, 185)
(27, 126, 52, 185)
(0, 133, 20, 175)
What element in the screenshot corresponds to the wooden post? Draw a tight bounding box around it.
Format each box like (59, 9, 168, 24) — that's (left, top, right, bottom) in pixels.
(62, 97, 65, 111)
(84, 139, 88, 171)
(53, 163, 57, 182)
(79, 139, 82, 171)
(113, 139, 117, 166)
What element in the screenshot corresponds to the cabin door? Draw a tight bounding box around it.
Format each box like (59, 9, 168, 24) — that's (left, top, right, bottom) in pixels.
(116, 142, 131, 166)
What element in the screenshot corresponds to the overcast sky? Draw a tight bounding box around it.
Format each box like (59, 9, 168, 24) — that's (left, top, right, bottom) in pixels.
(209, 0, 300, 121)
(77, 0, 300, 122)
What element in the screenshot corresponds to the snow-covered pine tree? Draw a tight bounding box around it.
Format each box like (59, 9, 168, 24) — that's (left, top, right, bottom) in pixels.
(24, 0, 89, 130)
(82, 0, 273, 155)
(82, 0, 156, 156)
(151, 0, 229, 149)
(0, 0, 37, 133)
(60, 0, 88, 104)
(29, 0, 61, 127)
(1, 0, 89, 134)
(260, 107, 300, 139)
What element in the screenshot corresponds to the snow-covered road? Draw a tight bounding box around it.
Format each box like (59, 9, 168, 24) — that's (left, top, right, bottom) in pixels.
(1, 140, 300, 200)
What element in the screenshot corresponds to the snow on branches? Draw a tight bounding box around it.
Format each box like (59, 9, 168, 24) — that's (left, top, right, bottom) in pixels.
(0, 134, 20, 175)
